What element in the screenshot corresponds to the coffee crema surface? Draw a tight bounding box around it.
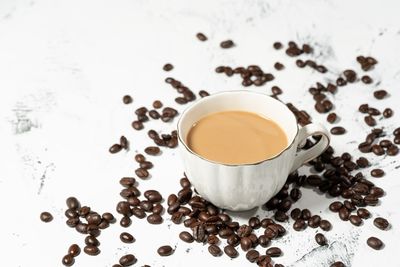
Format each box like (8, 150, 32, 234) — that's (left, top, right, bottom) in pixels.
(186, 110, 288, 164)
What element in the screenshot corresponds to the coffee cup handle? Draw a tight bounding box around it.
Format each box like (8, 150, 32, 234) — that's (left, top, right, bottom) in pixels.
(290, 123, 330, 173)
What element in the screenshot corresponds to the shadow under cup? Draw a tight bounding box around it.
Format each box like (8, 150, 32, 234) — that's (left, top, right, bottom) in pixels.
(177, 91, 300, 211)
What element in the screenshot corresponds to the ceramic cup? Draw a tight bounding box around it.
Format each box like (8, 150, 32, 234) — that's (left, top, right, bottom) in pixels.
(177, 91, 330, 211)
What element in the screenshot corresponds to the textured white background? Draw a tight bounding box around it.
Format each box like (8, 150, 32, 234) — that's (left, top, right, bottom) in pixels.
(0, 0, 400, 266)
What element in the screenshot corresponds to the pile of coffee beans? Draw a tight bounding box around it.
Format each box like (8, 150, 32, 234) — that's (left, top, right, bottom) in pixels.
(40, 35, 397, 267)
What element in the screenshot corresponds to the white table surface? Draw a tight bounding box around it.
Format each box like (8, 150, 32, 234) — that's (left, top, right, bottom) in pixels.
(1, 0, 400, 266)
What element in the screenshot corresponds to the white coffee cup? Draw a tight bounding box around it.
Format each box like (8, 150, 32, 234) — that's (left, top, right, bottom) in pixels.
(177, 91, 330, 211)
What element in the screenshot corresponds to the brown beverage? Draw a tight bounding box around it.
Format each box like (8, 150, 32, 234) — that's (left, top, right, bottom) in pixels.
(186, 111, 288, 164)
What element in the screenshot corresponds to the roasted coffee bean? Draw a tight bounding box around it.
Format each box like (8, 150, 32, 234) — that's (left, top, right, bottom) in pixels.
(315, 233, 327, 246)
(66, 197, 80, 210)
(373, 89, 387, 99)
(119, 136, 128, 149)
(117, 201, 132, 215)
(393, 127, 400, 135)
(264, 226, 278, 239)
(224, 245, 238, 258)
(240, 237, 252, 251)
(236, 224, 252, 238)
(120, 216, 132, 227)
(271, 86, 283, 95)
(248, 217, 261, 229)
(144, 146, 160, 155)
(368, 108, 381, 116)
(307, 175, 322, 186)
(394, 136, 400, 144)
(175, 97, 187, 104)
(371, 144, 384, 156)
(349, 215, 362, 226)
(290, 208, 302, 220)
(179, 231, 194, 243)
(266, 247, 282, 257)
(193, 224, 207, 242)
(163, 63, 173, 72)
(371, 169, 384, 178)
(147, 213, 162, 224)
(144, 190, 162, 203)
(152, 100, 163, 109)
(75, 223, 88, 234)
(330, 261, 346, 267)
(359, 104, 369, 113)
(374, 217, 389, 230)
(358, 142, 372, 153)
(343, 69, 357, 82)
(330, 126, 346, 135)
(199, 90, 210, 98)
(258, 235, 270, 247)
(316, 65, 327, 73)
(208, 245, 222, 257)
(293, 219, 306, 231)
(62, 255, 74, 266)
(246, 249, 260, 263)
(344, 200, 357, 211)
(122, 95, 132, 104)
(86, 213, 102, 225)
(370, 187, 384, 198)
(290, 188, 302, 201)
(296, 59, 306, 68)
(127, 196, 140, 206)
(66, 218, 79, 228)
(119, 254, 136, 266)
(68, 244, 80, 257)
(273, 42, 283, 49)
(379, 139, 392, 148)
(99, 221, 110, 230)
(367, 237, 383, 250)
(109, 144, 122, 154)
(40, 211, 53, 223)
(149, 110, 161, 119)
(319, 220, 332, 231)
(308, 215, 321, 228)
(119, 177, 136, 188)
(180, 177, 191, 188)
(260, 218, 274, 228)
(364, 116, 376, 127)
(131, 121, 143, 130)
(84, 245, 100, 256)
(339, 207, 350, 221)
(135, 168, 149, 179)
(327, 113, 337, 123)
(85, 235, 100, 247)
(227, 234, 240, 247)
(364, 195, 379, 206)
(274, 62, 284, 70)
(301, 209, 311, 220)
(220, 40, 234, 49)
(152, 203, 163, 215)
(387, 145, 399, 156)
(207, 235, 219, 245)
(336, 77, 347, 86)
(157, 245, 174, 256)
(196, 32, 207, 41)
(120, 232, 135, 243)
(361, 75, 373, 84)
(356, 157, 369, 168)
(171, 212, 183, 224)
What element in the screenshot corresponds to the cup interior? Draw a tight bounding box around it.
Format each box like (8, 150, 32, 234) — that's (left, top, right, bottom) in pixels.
(177, 91, 298, 164)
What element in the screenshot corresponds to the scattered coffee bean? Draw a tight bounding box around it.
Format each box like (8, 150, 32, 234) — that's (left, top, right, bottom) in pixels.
(373, 90, 387, 99)
(68, 244, 81, 257)
(135, 168, 149, 179)
(40, 212, 53, 223)
(246, 249, 260, 263)
(120, 216, 132, 227)
(85, 235, 100, 247)
(83, 245, 100, 256)
(109, 144, 123, 154)
(349, 215, 362, 226)
(131, 120, 143, 130)
(330, 261, 346, 267)
(329, 201, 343, 212)
(152, 100, 163, 109)
(220, 40, 234, 49)
(157, 245, 174, 256)
(293, 219, 306, 231)
(330, 126, 346, 135)
(144, 146, 160, 155)
(371, 169, 384, 178)
(62, 255, 74, 266)
(240, 237, 252, 251)
(163, 63, 173, 71)
(266, 247, 282, 257)
(361, 75, 373, 84)
(122, 95, 132, 104)
(356, 208, 370, 219)
(383, 108, 393, 118)
(339, 207, 350, 221)
(274, 62, 284, 70)
(119, 254, 136, 266)
(273, 42, 283, 49)
(371, 144, 384, 156)
(224, 245, 238, 258)
(315, 233, 327, 246)
(327, 113, 337, 123)
(343, 69, 357, 82)
(359, 104, 369, 113)
(179, 231, 194, 243)
(147, 214, 162, 224)
(373, 217, 389, 230)
(367, 237, 383, 250)
(199, 90, 210, 97)
(208, 245, 222, 257)
(120, 232, 135, 243)
(319, 220, 332, 231)
(196, 32, 207, 41)
(364, 116, 376, 127)
(387, 145, 399, 156)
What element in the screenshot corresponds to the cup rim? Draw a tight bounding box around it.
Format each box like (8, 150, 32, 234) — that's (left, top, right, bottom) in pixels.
(176, 90, 299, 166)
